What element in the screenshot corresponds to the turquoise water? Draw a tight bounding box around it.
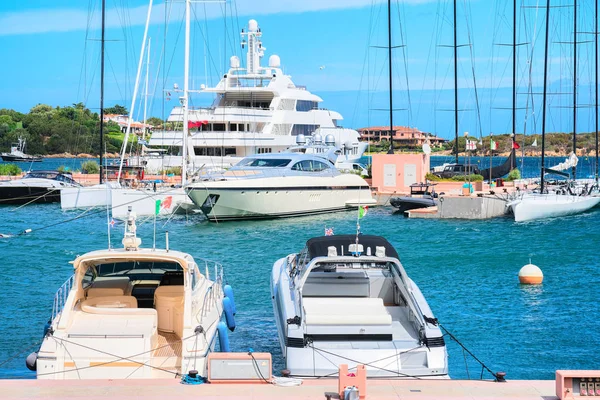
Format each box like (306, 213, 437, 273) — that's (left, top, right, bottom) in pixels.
(1, 202, 599, 380)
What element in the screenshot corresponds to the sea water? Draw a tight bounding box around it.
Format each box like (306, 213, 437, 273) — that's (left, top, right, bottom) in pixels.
(0, 202, 599, 380)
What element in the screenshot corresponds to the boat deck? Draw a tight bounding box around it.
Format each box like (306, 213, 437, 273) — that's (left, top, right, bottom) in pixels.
(0, 378, 558, 399)
(153, 332, 181, 358)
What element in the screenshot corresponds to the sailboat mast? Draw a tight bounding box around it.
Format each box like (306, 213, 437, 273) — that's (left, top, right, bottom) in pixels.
(594, 0, 598, 185)
(511, 0, 517, 170)
(454, 0, 459, 164)
(181, 0, 190, 186)
(540, 0, 551, 194)
(142, 37, 151, 147)
(572, 0, 577, 179)
(99, 0, 106, 184)
(387, 0, 395, 155)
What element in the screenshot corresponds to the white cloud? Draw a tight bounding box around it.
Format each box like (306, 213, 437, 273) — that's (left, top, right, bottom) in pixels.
(0, 0, 435, 36)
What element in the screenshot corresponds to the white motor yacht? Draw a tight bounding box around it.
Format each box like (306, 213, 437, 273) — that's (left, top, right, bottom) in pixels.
(0, 170, 80, 205)
(147, 19, 367, 172)
(508, 190, 600, 222)
(271, 234, 448, 378)
(32, 209, 225, 379)
(186, 153, 375, 222)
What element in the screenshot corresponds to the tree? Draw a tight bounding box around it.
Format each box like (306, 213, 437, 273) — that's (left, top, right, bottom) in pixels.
(147, 117, 163, 129)
(30, 104, 54, 115)
(104, 104, 128, 115)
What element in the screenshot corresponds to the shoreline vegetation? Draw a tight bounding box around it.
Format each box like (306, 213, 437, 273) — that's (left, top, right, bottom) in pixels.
(1, 103, 598, 159)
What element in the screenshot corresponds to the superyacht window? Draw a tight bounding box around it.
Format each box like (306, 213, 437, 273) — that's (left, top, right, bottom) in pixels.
(291, 124, 318, 136)
(296, 100, 318, 112)
(237, 158, 291, 167)
(291, 160, 331, 172)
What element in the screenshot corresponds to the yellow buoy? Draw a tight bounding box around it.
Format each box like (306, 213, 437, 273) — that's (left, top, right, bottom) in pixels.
(518, 263, 543, 285)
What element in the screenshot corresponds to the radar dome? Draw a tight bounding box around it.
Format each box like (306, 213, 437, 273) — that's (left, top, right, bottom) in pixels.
(230, 56, 240, 68)
(296, 134, 306, 145)
(248, 19, 258, 32)
(325, 134, 336, 146)
(344, 141, 353, 149)
(269, 55, 281, 68)
(313, 133, 323, 144)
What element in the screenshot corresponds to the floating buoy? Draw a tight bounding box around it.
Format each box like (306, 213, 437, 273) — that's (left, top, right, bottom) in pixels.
(217, 321, 231, 352)
(223, 297, 236, 331)
(223, 285, 236, 315)
(519, 263, 543, 284)
(25, 352, 37, 371)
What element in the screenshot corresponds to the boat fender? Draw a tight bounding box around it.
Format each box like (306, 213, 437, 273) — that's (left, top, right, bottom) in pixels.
(217, 321, 231, 352)
(223, 285, 236, 315)
(223, 297, 236, 332)
(43, 320, 52, 337)
(25, 352, 37, 371)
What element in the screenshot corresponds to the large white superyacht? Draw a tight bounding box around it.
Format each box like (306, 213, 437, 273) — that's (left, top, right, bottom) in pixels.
(147, 19, 366, 172)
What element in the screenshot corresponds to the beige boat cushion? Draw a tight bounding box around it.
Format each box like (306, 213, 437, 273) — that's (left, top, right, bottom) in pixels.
(80, 295, 157, 315)
(154, 285, 184, 304)
(303, 297, 392, 326)
(86, 277, 132, 298)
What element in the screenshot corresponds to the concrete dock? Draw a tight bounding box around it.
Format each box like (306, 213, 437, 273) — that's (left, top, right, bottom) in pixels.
(0, 378, 558, 399)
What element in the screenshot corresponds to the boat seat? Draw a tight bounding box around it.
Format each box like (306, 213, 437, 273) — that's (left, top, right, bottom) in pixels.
(79, 295, 157, 315)
(86, 277, 132, 298)
(302, 297, 392, 326)
(303, 271, 370, 297)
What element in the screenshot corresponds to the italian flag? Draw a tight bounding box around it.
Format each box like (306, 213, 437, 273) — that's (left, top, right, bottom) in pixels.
(155, 196, 173, 215)
(358, 206, 368, 219)
(490, 139, 498, 150)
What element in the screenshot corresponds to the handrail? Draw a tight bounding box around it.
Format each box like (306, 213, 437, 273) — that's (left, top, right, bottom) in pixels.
(197, 258, 223, 324)
(52, 275, 74, 323)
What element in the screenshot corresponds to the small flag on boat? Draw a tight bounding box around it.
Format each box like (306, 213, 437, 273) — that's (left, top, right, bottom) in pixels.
(109, 218, 116, 228)
(325, 227, 334, 236)
(466, 140, 477, 150)
(155, 196, 173, 215)
(358, 206, 368, 219)
(512, 141, 520, 150)
(490, 139, 498, 150)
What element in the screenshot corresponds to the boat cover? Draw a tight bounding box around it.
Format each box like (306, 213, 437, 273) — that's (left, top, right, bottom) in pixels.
(479, 151, 516, 181)
(303, 297, 392, 326)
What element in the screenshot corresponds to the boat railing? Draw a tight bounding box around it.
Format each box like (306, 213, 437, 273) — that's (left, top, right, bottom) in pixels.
(198, 259, 224, 322)
(52, 274, 74, 322)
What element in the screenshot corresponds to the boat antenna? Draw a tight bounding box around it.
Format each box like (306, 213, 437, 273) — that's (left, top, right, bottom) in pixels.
(540, 0, 551, 194)
(99, 0, 105, 184)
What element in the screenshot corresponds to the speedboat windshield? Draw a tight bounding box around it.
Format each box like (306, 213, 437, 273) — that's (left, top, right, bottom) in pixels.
(235, 158, 292, 168)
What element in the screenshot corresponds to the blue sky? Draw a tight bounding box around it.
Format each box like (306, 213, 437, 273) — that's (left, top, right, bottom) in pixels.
(0, 0, 598, 140)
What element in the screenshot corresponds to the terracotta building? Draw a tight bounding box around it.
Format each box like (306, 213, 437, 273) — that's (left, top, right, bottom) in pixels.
(358, 126, 447, 147)
(103, 114, 153, 135)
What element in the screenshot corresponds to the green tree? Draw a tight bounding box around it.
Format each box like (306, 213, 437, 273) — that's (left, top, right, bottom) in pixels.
(104, 104, 128, 115)
(147, 117, 163, 129)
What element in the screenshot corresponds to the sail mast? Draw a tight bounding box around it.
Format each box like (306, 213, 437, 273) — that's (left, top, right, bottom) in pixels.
(572, 0, 577, 179)
(181, 0, 190, 186)
(594, 0, 598, 185)
(540, 0, 551, 194)
(387, 0, 394, 154)
(454, 0, 459, 164)
(142, 37, 151, 154)
(511, 0, 517, 170)
(99, 0, 106, 184)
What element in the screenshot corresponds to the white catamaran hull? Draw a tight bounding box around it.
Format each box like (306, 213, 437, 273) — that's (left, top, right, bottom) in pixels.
(111, 187, 198, 219)
(510, 193, 600, 222)
(60, 182, 121, 210)
(187, 176, 375, 222)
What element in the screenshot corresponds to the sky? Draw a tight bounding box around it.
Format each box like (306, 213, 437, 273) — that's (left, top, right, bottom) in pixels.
(0, 0, 598, 141)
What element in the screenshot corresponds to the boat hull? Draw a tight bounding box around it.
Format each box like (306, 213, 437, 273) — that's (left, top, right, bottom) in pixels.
(187, 182, 374, 222)
(111, 187, 198, 219)
(0, 185, 61, 204)
(60, 183, 120, 210)
(390, 196, 436, 214)
(510, 193, 600, 222)
(0, 154, 43, 162)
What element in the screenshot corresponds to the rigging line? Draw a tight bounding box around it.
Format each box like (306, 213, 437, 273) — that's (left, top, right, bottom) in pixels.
(463, 0, 484, 140)
(0, 340, 42, 369)
(396, 0, 413, 125)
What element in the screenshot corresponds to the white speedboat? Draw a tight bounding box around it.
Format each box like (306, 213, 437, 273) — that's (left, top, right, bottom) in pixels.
(0, 170, 80, 205)
(508, 191, 600, 222)
(147, 19, 367, 172)
(186, 153, 375, 222)
(31, 208, 226, 379)
(271, 234, 448, 378)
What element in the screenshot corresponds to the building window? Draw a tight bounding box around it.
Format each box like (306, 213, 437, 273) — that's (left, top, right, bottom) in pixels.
(194, 147, 236, 156)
